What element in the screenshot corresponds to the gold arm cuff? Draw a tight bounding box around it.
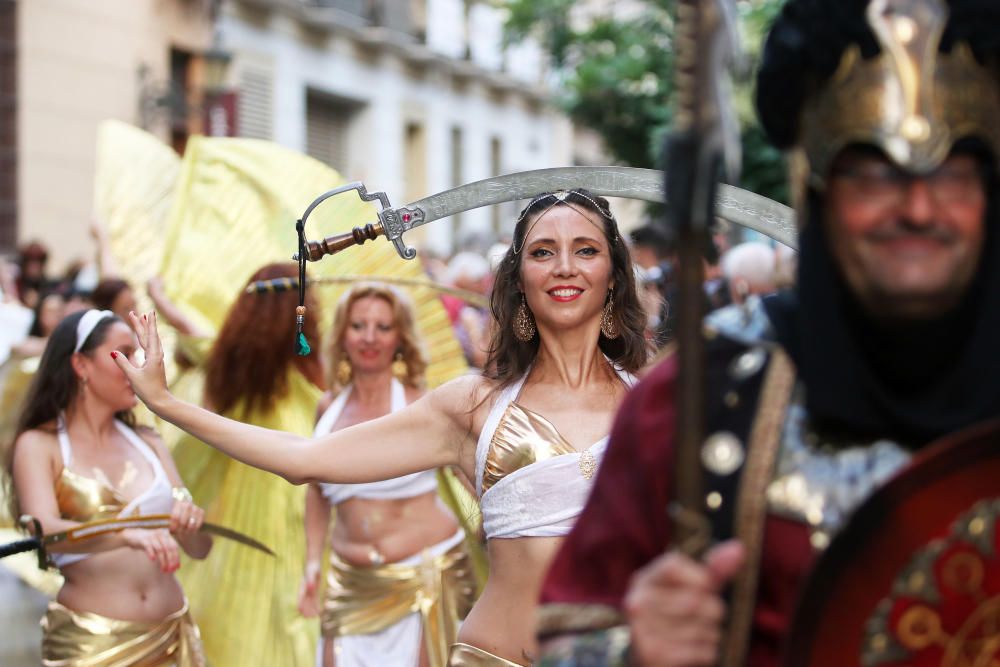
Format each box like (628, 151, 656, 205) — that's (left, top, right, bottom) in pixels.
(171, 487, 193, 504)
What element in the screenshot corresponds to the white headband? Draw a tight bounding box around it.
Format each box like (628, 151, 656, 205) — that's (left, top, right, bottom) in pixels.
(74, 309, 114, 353)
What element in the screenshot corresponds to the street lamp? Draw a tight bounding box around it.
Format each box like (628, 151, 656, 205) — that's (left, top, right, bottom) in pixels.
(136, 43, 233, 133)
(201, 37, 236, 137)
(202, 42, 233, 95)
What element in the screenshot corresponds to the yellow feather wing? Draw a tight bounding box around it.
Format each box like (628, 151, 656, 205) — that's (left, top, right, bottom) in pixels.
(157, 136, 467, 387)
(93, 120, 181, 306)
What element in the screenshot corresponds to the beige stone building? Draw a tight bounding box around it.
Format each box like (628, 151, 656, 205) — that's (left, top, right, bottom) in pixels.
(4, 0, 634, 269)
(7, 0, 218, 267)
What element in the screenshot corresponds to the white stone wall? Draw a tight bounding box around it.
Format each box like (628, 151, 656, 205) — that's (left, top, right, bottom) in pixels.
(426, 0, 466, 61)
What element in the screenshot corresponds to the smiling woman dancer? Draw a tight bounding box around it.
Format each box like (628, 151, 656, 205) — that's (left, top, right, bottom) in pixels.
(6, 309, 212, 666)
(114, 189, 649, 666)
(299, 282, 474, 667)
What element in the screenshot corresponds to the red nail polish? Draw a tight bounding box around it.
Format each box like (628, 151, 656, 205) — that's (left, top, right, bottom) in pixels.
(110, 351, 119, 359)
(143, 314, 147, 321)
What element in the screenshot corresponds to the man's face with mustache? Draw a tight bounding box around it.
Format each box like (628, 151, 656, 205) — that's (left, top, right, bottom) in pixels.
(824, 148, 987, 320)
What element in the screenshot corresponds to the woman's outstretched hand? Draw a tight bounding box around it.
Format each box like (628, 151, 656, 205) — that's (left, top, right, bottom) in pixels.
(112, 311, 172, 412)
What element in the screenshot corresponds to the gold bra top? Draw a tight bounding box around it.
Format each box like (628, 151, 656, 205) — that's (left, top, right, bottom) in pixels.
(481, 402, 583, 494)
(55, 468, 126, 523)
(52, 415, 171, 524)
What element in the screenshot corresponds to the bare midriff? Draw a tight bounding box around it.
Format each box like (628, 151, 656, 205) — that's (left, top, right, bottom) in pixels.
(330, 489, 460, 566)
(57, 548, 185, 622)
(456, 535, 564, 665)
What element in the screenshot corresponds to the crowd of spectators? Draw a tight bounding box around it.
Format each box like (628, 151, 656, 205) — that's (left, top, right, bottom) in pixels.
(0, 217, 795, 373)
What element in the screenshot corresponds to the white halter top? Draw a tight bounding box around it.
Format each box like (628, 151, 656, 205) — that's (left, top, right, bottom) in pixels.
(52, 414, 173, 568)
(316, 379, 439, 505)
(475, 364, 637, 540)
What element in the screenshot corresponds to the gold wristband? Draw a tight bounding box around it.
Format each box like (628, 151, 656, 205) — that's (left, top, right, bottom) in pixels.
(171, 486, 193, 504)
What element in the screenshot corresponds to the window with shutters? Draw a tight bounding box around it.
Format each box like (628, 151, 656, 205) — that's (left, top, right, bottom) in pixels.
(238, 65, 273, 140)
(305, 90, 361, 174)
(404, 122, 427, 203)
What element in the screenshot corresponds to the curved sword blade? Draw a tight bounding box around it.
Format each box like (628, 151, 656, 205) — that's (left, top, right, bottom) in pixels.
(298, 166, 797, 264)
(0, 514, 276, 562)
(59, 515, 275, 556)
(393, 166, 797, 250)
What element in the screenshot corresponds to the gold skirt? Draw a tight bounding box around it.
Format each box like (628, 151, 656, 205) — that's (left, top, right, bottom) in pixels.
(321, 531, 476, 667)
(447, 642, 526, 666)
(41, 599, 205, 667)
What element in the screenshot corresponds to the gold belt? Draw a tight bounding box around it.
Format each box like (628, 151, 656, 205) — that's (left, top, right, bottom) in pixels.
(41, 598, 205, 666)
(322, 536, 476, 667)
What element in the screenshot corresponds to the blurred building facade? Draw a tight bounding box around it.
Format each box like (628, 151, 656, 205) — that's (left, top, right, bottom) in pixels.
(221, 0, 573, 255)
(6, 0, 577, 266)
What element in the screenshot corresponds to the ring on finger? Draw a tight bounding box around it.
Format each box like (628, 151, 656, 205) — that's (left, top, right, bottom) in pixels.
(187, 517, 197, 528)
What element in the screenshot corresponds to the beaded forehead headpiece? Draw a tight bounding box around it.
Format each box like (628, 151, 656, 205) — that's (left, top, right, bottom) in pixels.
(512, 189, 620, 254)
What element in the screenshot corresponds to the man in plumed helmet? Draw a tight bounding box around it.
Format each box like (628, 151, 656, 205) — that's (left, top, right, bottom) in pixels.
(534, 0, 1000, 665)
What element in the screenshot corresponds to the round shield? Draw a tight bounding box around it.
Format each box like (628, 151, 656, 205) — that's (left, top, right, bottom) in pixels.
(783, 418, 1000, 667)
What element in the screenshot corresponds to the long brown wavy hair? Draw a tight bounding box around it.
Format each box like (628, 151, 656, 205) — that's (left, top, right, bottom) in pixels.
(484, 189, 648, 388)
(5, 311, 135, 521)
(326, 282, 428, 392)
(204, 263, 324, 417)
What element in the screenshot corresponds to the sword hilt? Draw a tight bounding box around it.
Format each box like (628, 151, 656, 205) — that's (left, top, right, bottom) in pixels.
(298, 222, 385, 262)
(0, 537, 41, 559)
(292, 181, 420, 263)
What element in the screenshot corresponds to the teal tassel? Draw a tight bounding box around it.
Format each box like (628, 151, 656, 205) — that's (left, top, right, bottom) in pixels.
(296, 332, 311, 356)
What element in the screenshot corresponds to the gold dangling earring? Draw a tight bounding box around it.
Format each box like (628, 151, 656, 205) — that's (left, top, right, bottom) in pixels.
(337, 359, 353, 386)
(513, 293, 536, 342)
(391, 351, 407, 380)
(600, 288, 620, 339)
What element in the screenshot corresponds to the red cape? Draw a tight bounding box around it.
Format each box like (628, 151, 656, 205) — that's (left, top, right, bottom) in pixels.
(539, 355, 815, 666)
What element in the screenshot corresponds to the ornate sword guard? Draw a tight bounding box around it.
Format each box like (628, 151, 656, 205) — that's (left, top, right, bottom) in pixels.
(293, 181, 420, 262)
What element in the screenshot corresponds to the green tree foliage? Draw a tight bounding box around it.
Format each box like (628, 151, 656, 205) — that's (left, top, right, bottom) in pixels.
(504, 0, 788, 204)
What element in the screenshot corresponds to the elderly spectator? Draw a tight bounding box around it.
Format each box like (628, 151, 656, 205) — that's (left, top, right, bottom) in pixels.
(721, 241, 778, 304)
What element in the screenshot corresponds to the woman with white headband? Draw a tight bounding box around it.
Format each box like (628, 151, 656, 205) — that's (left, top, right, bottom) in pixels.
(5, 309, 212, 666)
(115, 188, 650, 666)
